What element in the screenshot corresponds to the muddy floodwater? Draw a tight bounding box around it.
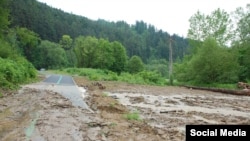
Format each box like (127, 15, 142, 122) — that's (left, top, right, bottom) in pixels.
(108, 92, 250, 129)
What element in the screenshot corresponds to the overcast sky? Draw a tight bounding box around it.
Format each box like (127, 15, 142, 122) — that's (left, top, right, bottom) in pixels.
(37, 0, 249, 37)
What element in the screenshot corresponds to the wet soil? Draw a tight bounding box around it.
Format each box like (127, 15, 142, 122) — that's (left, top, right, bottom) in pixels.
(0, 76, 250, 141)
(75, 79, 250, 141)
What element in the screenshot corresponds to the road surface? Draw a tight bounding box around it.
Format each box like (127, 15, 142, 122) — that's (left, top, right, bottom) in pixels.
(43, 75, 75, 85)
(41, 74, 90, 110)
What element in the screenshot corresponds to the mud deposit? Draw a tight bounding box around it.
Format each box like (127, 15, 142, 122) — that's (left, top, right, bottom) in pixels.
(76, 79, 250, 141)
(1, 77, 250, 141)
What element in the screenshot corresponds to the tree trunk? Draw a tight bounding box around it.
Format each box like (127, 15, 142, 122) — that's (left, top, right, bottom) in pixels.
(183, 85, 250, 96)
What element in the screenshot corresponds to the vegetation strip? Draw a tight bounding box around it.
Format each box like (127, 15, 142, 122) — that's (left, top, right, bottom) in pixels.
(183, 85, 250, 96)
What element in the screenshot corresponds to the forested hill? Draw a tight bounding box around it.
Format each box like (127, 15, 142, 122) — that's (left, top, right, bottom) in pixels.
(9, 0, 189, 62)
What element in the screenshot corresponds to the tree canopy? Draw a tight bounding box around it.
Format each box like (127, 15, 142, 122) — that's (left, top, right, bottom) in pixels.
(188, 8, 233, 46)
(176, 37, 239, 84)
(9, 0, 189, 63)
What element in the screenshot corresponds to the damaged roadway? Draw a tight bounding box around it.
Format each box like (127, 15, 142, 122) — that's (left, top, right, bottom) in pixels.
(0, 74, 250, 141)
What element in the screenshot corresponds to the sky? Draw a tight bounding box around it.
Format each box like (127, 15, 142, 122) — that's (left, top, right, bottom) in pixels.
(37, 0, 249, 37)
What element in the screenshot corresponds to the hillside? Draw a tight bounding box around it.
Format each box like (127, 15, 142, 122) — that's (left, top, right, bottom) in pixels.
(9, 0, 189, 62)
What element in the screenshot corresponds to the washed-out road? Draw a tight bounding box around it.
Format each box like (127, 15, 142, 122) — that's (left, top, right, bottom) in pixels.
(29, 74, 90, 110)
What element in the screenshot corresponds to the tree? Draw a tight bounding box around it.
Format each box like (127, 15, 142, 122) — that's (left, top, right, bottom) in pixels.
(74, 36, 98, 67)
(127, 56, 144, 74)
(93, 38, 114, 69)
(233, 4, 250, 44)
(177, 37, 239, 84)
(9, 0, 190, 63)
(232, 4, 250, 81)
(0, 0, 9, 36)
(59, 35, 75, 67)
(33, 40, 68, 69)
(110, 41, 127, 74)
(59, 35, 73, 50)
(188, 8, 233, 46)
(15, 27, 41, 62)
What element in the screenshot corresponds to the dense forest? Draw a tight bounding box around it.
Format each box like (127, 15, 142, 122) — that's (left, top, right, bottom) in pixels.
(9, 0, 189, 63)
(0, 0, 249, 91)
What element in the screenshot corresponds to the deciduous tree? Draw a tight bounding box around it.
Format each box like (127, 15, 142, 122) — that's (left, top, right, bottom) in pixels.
(188, 8, 233, 46)
(127, 56, 144, 74)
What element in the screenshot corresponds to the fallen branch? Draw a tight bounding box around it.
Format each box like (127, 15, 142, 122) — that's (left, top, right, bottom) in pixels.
(52, 104, 73, 108)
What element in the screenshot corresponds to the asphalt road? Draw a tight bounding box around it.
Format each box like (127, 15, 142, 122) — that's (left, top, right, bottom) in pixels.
(43, 75, 90, 110)
(43, 75, 75, 85)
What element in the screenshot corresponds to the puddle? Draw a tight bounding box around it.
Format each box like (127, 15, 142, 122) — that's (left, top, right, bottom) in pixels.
(25, 113, 39, 140)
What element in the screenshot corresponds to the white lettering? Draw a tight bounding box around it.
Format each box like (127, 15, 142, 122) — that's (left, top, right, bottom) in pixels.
(220, 129, 227, 136)
(220, 129, 247, 136)
(190, 129, 218, 136)
(190, 129, 196, 136)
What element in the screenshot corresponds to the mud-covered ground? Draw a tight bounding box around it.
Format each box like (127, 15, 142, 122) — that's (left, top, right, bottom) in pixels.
(0, 76, 250, 141)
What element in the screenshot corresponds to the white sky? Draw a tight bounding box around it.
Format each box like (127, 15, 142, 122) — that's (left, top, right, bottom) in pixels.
(37, 0, 249, 37)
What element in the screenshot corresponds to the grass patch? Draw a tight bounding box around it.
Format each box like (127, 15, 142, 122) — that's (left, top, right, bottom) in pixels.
(102, 93, 108, 97)
(53, 68, 167, 86)
(124, 110, 141, 121)
(182, 82, 238, 90)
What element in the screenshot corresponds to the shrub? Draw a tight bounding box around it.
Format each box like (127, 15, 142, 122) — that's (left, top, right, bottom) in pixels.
(137, 71, 165, 84)
(124, 111, 141, 121)
(0, 57, 37, 89)
(127, 56, 144, 74)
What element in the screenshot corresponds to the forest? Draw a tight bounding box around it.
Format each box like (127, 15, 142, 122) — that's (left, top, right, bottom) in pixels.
(0, 0, 249, 90)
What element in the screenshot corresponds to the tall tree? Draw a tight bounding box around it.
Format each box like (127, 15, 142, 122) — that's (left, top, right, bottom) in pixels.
(110, 41, 127, 74)
(188, 8, 233, 46)
(59, 35, 73, 50)
(15, 27, 41, 62)
(233, 4, 250, 44)
(59, 35, 75, 66)
(233, 4, 250, 81)
(74, 36, 98, 68)
(94, 39, 114, 69)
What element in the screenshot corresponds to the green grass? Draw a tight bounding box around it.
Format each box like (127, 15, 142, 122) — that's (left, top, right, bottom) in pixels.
(124, 111, 141, 121)
(50, 67, 242, 89)
(177, 81, 239, 90)
(52, 68, 167, 86)
(102, 93, 108, 97)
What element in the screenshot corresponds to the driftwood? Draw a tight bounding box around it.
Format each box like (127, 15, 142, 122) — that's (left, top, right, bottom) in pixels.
(183, 85, 250, 96)
(92, 82, 106, 90)
(237, 82, 250, 89)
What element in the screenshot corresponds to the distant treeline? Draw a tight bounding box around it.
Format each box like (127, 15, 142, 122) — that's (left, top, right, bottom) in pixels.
(9, 0, 189, 63)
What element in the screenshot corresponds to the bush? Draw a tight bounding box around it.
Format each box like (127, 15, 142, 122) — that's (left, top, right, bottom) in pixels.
(176, 37, 239, 84)
(137, 71, 165, 84)
(0, 57, 37, 89)
(127, 56, 144, 74)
